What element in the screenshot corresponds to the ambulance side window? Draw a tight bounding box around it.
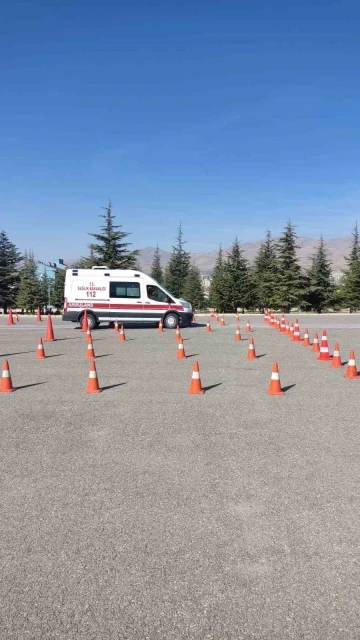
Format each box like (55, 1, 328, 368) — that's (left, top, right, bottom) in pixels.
(110, 282, 141, 298)
(147, 285, 173, 303)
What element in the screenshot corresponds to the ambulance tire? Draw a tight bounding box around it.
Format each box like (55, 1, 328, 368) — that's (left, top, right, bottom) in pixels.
(163, 312, 179, 329)
(86, 313, 98, 330)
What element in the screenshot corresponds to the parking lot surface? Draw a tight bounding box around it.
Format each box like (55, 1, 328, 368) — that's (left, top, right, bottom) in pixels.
(1, 314, 360, 639)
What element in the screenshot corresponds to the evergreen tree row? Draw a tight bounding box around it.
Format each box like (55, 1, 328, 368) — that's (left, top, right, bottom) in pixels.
(149, 220, 360, 313)
(0, 231, 65, 313)
(3, 203, 360, 314)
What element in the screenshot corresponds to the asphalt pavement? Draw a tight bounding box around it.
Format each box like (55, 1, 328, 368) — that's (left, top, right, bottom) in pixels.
(1, 314, 360, 639)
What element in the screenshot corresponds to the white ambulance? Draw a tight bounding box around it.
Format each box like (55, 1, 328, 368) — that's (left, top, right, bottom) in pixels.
(62, 266, 193, 330)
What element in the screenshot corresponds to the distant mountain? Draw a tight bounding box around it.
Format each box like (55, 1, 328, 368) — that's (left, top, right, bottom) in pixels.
(66, 236, 354, 275)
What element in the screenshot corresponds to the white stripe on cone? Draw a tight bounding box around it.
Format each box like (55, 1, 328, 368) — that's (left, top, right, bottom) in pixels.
(192, 372, 200, 379)
(271, 372, 280, 380)
(348, 358, 356, 366)
(89, 371, 97, 378)
(2, 371, 10, 378)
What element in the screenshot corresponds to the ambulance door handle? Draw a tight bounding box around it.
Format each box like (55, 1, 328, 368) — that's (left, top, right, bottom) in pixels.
(136, 301, 142, 304)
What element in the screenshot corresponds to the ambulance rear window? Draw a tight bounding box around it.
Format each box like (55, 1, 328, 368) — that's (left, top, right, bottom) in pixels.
(110, 282, 140, 298)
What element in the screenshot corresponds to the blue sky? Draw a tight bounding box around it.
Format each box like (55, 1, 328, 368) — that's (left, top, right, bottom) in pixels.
(1, 0, 360, 260)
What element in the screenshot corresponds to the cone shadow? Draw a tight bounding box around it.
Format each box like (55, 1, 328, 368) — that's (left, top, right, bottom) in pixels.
(45, 354, 64, 358)
(96, 354, 113, 359)
(282, 384, 296, 393)
(16, 382, 47, 390)
(256, 354, 267, 359)
(186, 354, 199, 358)
(101, 383, 127, 391)
(202, 382, 223, 392)
(1, 351, 34, 356)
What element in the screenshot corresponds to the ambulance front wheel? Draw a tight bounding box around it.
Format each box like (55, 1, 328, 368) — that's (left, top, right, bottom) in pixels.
(163, 313, 179, 329)
(82, 312, 98, 330)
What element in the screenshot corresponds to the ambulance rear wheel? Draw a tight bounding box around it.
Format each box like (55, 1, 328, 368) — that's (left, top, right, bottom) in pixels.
(163, 313, 179, 329)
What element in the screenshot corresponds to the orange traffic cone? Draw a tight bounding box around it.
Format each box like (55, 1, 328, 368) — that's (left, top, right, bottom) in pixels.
(7, 309, 15, 325)
(264, 310, 269, 323)
(245, 321, 251, 333)
(85, 327, 92, 343)
(44, 314, 55, 341)
(85, 360, 101, 393)
(158, 319, 164, 332)
(280, 315, 286, 332)
(312, 333, 320, 353)
(220, 317, 225, 326)
(35, 338, 46, 359)
(175, 325, 181, 342)
(292, 319, 301, 342)
(266, 362, 285, 396)
(269, 314, 275, 328)
(234, 326, 241, 342)
(331, 343, 343, 368)
(215, 314, 219, 322)
(81, 310, 88, 332)
(289, 323, 294, 339)
(344, 350, 359, 379)
(176, 337, 186, 359)
(188, 361, 205, 394)
(285, 322, 290, 336)
(235, 313, 240, 321)
(114, 320, 119, 332)
(317, 330, 331, 361)
(205, 322, 212, 333)
(86, 337, 96, 359)
(302, 329, 311, 347)
(16, 314, 19, 322)
(247, 337, 257, 360)
(0, 360, 15, 392)
(36, 307, 42, 322)
(118, 325, 126, 342)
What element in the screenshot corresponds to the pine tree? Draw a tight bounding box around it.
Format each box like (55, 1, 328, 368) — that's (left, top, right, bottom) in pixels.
(164, 224, 191, 297)
(52, 269, 66, 310)
(183, 264, 205, 310)
(209, 246, 227, 312)
(77, 246, 96, 269)
(275, 221, 304, 312)
(342, 223, 360, 312)
(82, 200, 138, 269)
(253, 230, 279, 310)
(222, 238, 250, 312)
(16, 251, 42, 312)
(0, 230, 22, 312)
(39, 269, 52, 309)
(305, 237, 335, 313)
(150, 245, 164, 284)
